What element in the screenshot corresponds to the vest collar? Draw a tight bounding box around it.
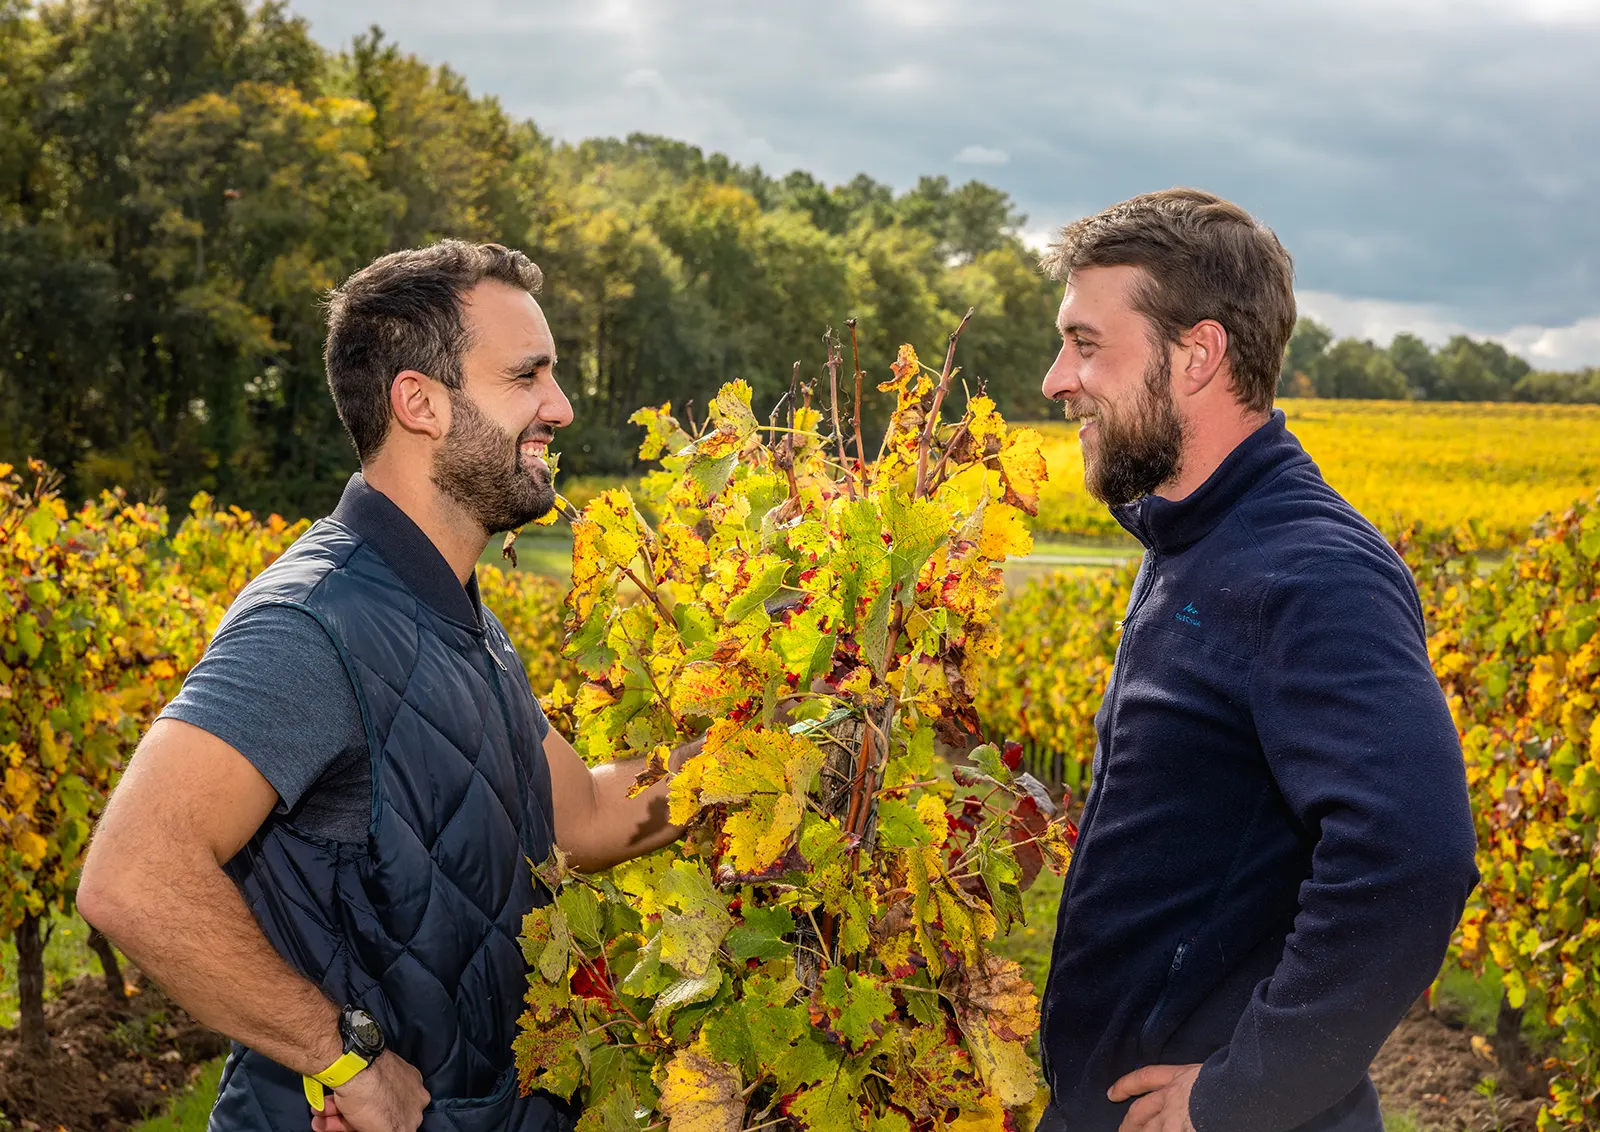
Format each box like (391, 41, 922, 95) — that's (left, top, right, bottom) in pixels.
(1110, 409, 1312, 555)
(330, 473, 484, 627)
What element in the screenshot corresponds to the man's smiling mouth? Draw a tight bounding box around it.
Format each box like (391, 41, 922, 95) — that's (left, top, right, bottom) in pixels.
(520, 439, 549, 471)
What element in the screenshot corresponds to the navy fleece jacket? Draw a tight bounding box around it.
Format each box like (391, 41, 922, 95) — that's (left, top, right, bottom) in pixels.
(1036, 411, 1479, 1132)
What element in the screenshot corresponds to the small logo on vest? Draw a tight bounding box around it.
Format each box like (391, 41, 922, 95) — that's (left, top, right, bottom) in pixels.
(1175, 601, 1202, 628)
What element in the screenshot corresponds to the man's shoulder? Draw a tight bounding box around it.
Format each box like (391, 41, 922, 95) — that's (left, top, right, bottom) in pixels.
(160, 590, 367, 824)
(225, 517, 359, 609)
(219, 517, 405, 643)
(1232, 463, 1412, 591)
(180, 603, 348, 702)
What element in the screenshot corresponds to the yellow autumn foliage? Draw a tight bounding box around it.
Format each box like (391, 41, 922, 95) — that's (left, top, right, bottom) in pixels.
(1029, 399, 1600, 549)
(1, 462, 571, 947)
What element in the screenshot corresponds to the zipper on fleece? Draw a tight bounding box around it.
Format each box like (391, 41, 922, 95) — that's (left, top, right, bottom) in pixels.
(1067, 550, 1160, 862)
(1039, 551, 1161, 1063)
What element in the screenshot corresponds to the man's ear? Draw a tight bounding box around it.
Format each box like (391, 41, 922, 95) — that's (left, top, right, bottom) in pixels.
(390, 369, 448, 440)
(1177, 320, 1229, 396)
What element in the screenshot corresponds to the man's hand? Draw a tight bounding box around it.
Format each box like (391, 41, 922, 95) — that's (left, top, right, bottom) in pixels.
(311, 1051, 430, 1132)
(1109, 1062, 1202, 1132)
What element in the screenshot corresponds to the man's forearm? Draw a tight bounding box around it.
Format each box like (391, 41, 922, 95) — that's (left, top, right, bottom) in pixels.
(1186, 852, 1473, 1132)
(84, 849, 343, 1077)
(567, 756, 686, 870)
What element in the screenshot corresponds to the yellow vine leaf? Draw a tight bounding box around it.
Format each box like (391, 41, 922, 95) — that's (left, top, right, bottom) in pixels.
(722, 792, 804, 875)
(958, 1023, 1039, 1107)
(942, 1094, 1009, 1131)
(658, 860, 733, 977)
(996, 428, 1048, 516)
(709, 380, 758, 440)
(974, 503, 1033, 562)
(966, 394, 1006, 446)
(658, 1047, 743, 1132)
(15, 830, 48, 869)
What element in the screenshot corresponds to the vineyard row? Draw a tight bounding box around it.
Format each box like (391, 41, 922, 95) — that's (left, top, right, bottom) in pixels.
(3, 460, 1597, 1126)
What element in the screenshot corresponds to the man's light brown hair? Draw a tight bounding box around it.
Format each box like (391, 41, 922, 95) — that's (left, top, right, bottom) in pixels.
(1040, 188, 1295, 412)
(324, 239, 544, 460)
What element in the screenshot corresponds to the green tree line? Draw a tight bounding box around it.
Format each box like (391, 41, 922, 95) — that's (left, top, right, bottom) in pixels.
(4, 0, 1594, 519)
(1280, 318, 1600, 403)
(0, 0, 1059, 517)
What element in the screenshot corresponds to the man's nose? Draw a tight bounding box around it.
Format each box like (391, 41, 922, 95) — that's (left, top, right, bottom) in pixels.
(540, 378, 575, 429)
(1041, 343, 1078, 402)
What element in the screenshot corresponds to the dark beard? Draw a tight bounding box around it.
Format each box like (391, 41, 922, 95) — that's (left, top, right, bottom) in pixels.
(1079, 350, 1187, 507)
(430, 389, 555, 534)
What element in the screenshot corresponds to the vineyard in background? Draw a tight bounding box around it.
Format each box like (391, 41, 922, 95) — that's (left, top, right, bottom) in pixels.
(1030, 400, 1600, 549)
(4, 395, 1600, 1127)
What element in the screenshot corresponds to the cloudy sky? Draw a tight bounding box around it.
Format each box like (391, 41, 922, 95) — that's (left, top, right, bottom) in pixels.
(286, 0, 1600, 368)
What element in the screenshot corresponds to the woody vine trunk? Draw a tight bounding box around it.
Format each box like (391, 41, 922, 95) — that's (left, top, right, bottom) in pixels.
(15, 912, 48, 1058)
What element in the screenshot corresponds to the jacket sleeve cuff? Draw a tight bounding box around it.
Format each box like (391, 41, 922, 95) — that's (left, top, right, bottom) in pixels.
(1187, 1059, 1269, 1132)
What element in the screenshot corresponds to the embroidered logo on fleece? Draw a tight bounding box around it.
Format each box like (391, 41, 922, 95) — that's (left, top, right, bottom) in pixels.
(1175, 601, 1202, 628)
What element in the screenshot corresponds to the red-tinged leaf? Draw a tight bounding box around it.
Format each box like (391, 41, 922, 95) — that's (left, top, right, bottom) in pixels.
(511, 1013, 584, 1099)
(570, 955, 612, 1002)
(1008, 795, 1047, 891)
(780, 1065, 870, 1130)
(1001, 741, 1023, 771)
(933, 705, 982, 748)
(888, 1022, 985, 1123)
(714, 841, 806, 886)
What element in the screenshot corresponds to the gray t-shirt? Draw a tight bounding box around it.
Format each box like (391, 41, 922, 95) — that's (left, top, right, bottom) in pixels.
(159, 604, 550, 843)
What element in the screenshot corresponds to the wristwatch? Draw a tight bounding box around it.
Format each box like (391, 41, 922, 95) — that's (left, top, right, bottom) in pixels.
(302, 1005, 386, 1111)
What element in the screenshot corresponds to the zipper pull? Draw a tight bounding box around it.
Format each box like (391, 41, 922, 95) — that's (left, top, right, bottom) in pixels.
(486, 641, 507, 672)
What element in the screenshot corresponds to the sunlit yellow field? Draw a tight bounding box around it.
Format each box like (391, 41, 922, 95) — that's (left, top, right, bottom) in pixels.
(1032, 399, 1600, 548)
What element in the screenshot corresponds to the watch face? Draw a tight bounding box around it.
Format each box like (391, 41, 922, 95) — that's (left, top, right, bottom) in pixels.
(345, 1008, 384, 1055)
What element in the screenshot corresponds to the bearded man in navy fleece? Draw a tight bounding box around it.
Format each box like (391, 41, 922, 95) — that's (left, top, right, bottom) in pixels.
(1032, 189, 1479, 1132)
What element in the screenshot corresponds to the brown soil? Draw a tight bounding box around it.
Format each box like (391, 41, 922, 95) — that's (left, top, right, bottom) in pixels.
(1372, 997, 1550, 1131)
(0, 970, 228, 1132)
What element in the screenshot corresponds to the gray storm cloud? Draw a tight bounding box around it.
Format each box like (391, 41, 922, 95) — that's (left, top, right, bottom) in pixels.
(285, 0, 1600, 364)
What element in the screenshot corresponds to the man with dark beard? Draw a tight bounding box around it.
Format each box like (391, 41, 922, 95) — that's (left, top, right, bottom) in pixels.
(1032, 191, 1479, 1132)
(79, 242, 692, 1132)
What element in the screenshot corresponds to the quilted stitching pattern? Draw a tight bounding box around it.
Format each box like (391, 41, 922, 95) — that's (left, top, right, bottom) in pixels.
(204, 525, 566, 1132)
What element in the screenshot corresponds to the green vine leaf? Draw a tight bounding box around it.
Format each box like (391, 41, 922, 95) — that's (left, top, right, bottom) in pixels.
(516, 333, 1068, 1127)
(812, 967, 895, 1054)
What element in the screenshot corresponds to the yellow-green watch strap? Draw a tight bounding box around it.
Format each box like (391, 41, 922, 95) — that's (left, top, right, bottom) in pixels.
(302, 1050, 371, 1111)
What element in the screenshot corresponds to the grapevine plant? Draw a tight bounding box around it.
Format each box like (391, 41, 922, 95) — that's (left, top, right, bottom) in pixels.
(514, 326, 1077, 1131)
(0, 463, 306, 1054)
(1402, 500, 1600, 1129)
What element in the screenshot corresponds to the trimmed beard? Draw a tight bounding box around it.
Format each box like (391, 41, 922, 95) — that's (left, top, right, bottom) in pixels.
(1077, 348, 1188, 507)
(430, 388, 556, 535)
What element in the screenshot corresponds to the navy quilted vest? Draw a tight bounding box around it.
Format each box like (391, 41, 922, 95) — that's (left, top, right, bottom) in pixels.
(205, 475, 573, 1132)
